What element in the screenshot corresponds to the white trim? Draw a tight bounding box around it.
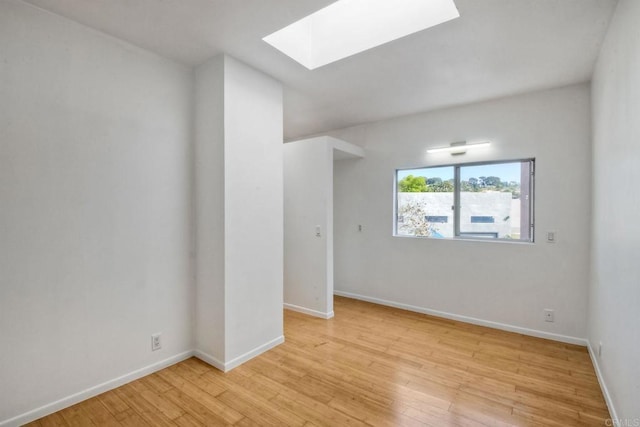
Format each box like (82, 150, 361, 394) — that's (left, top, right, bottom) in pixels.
(587, 341, 617, 422)
(224, 335, 285, 372)
(334, 290, 588, 346)
(0, 350, 194, 427)
(3, 335, 287, 426)
(284, 303, 335, 319)
(193, 350, 226, 372)
(196, 335, 285, 373)
(331, 137, 365, 159)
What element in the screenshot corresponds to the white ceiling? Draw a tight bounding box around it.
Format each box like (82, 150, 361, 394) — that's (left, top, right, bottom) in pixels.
(23, 0, 617, 140)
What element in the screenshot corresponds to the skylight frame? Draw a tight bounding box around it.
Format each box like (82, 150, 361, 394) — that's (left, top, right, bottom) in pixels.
(263, 0, 460, 70)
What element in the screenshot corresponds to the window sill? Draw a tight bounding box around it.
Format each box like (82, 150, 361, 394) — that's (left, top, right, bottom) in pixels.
(392, 234, 535, 245)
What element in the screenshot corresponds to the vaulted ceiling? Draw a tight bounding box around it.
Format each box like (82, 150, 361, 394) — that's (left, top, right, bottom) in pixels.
(23, 0, 617, 139)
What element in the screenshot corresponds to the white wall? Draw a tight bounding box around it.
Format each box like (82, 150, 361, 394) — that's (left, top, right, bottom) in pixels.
(194, 56, 226, 362)
(331, 84, 592, 342)
(283, 137, 335, 317)
(590, 0, 640, 420)
(0, 0, 194, 424)
(283, 137, 365, 318)
(223, 56, 284, 363)
(194, 55, 284, 369)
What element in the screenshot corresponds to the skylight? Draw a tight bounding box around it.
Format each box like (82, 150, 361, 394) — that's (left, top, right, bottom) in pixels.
(263, 0, 460, 70)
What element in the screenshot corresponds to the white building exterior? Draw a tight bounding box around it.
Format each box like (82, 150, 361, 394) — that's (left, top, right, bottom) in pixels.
(397, 192, 519, 239)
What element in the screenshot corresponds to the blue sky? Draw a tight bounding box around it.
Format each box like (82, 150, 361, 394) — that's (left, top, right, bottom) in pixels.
(397, 162, 522, 183)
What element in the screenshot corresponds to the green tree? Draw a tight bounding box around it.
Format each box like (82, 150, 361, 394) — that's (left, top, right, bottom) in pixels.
(429, 181, 454, 192)
(461, 181, 474, 191)
(426, 177, 442, 186)
(484, 176, 502, 187)
(398, 175, 427, 192)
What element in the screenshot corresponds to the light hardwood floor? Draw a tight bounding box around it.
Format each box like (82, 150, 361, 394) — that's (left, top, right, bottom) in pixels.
(28, 296, 610, 426)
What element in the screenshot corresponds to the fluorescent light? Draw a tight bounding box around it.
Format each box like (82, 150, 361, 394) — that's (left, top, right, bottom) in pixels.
(263, 0, 460, 70)
(427, 141, 491, 155)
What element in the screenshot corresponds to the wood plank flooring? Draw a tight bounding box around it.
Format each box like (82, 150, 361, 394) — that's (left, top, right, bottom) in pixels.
(28, 296, 610, 426)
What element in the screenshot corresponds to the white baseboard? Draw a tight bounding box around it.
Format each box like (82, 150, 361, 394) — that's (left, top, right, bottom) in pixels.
(193, 350, 226, 372)
(0, 350, 194, 427)
(587, 341, 617, 422)
(2, 293, 596, 427)
(284, 302, 334, 319)
(196, 335, 285, 373)
(334, 290, 587, 346)
(3, 333, 287, 426)
(224, 335, 285, 372)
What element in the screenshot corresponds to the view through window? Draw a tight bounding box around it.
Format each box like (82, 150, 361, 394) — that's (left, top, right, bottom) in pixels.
(396, 160, 534, 241)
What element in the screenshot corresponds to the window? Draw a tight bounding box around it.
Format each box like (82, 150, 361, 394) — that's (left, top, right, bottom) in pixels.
(470, 216, 495, 223)
(395, 159, 534, 242)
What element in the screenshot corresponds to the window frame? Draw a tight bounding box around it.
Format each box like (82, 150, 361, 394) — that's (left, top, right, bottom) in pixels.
(394, 158, 535, 243)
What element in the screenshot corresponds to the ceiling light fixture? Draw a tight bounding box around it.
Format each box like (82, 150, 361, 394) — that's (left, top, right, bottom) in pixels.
(263, 0, 460, 70)
(426, 141, 492, 155)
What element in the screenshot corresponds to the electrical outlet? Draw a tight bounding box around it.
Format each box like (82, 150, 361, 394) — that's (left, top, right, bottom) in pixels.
(547, 231, 556, 243)
(598, 341, 603, 357)
(543, 309, 554, 322)
(151, 333, 162, 351)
